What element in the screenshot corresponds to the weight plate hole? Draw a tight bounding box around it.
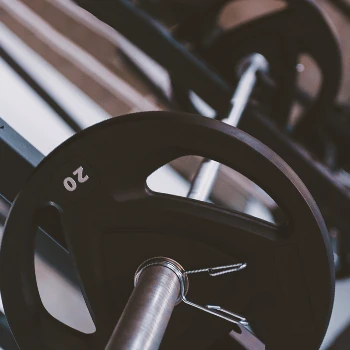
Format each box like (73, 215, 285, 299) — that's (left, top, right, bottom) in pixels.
(34, 205, 96, 334)
(147, 155, 286, 226)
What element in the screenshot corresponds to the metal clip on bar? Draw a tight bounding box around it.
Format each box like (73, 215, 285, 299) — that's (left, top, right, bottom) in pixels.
(186, 262, 247, 276)
(106, 258, 248, 350)
(180, 262, 248, 326)
(105, 53, 268, 349)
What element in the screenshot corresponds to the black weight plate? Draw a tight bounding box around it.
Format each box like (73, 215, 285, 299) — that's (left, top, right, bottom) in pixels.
(1, 112, 334, 350)
(327, 103, 350, 169)
(172, 0, 341, 133)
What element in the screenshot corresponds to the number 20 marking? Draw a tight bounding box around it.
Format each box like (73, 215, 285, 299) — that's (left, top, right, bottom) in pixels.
(63, 166, 89, 192)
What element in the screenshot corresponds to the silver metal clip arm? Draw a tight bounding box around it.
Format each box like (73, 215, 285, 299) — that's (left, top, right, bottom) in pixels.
(180, 262, 249, 326)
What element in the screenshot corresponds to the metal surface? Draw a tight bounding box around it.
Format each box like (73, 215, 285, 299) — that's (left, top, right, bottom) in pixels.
(180, 262, 249, 326)
(227, 54, 269, 127)
(106, 261, 181, 350)
(187, 54, 268, 201)
(134, 257, 188, 304)
(107, 258, 248, 349)
(185, 262, 246, 277)
(186, 160, 221, 202)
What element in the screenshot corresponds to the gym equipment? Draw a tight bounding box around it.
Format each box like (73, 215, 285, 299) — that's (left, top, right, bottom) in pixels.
(1, 1, 342, 349)
(171, 0, 342, 139)
(326, 103, 350, 170)
(106, 257, 247, 350)
(170, 0, 347, 172)
(0, 0, 348, 346)
(134, 0, 342, 138)
(0, 111, 335, 350)
(187, 53, 268, 201)
(80, 0, 350, 274)
(0, 46, 334, 349)
(126, 0, 347, 171)
(114, 0, 346, 168)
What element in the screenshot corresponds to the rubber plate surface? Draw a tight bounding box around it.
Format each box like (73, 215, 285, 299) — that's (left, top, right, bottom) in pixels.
(1, 112, 334, 350)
